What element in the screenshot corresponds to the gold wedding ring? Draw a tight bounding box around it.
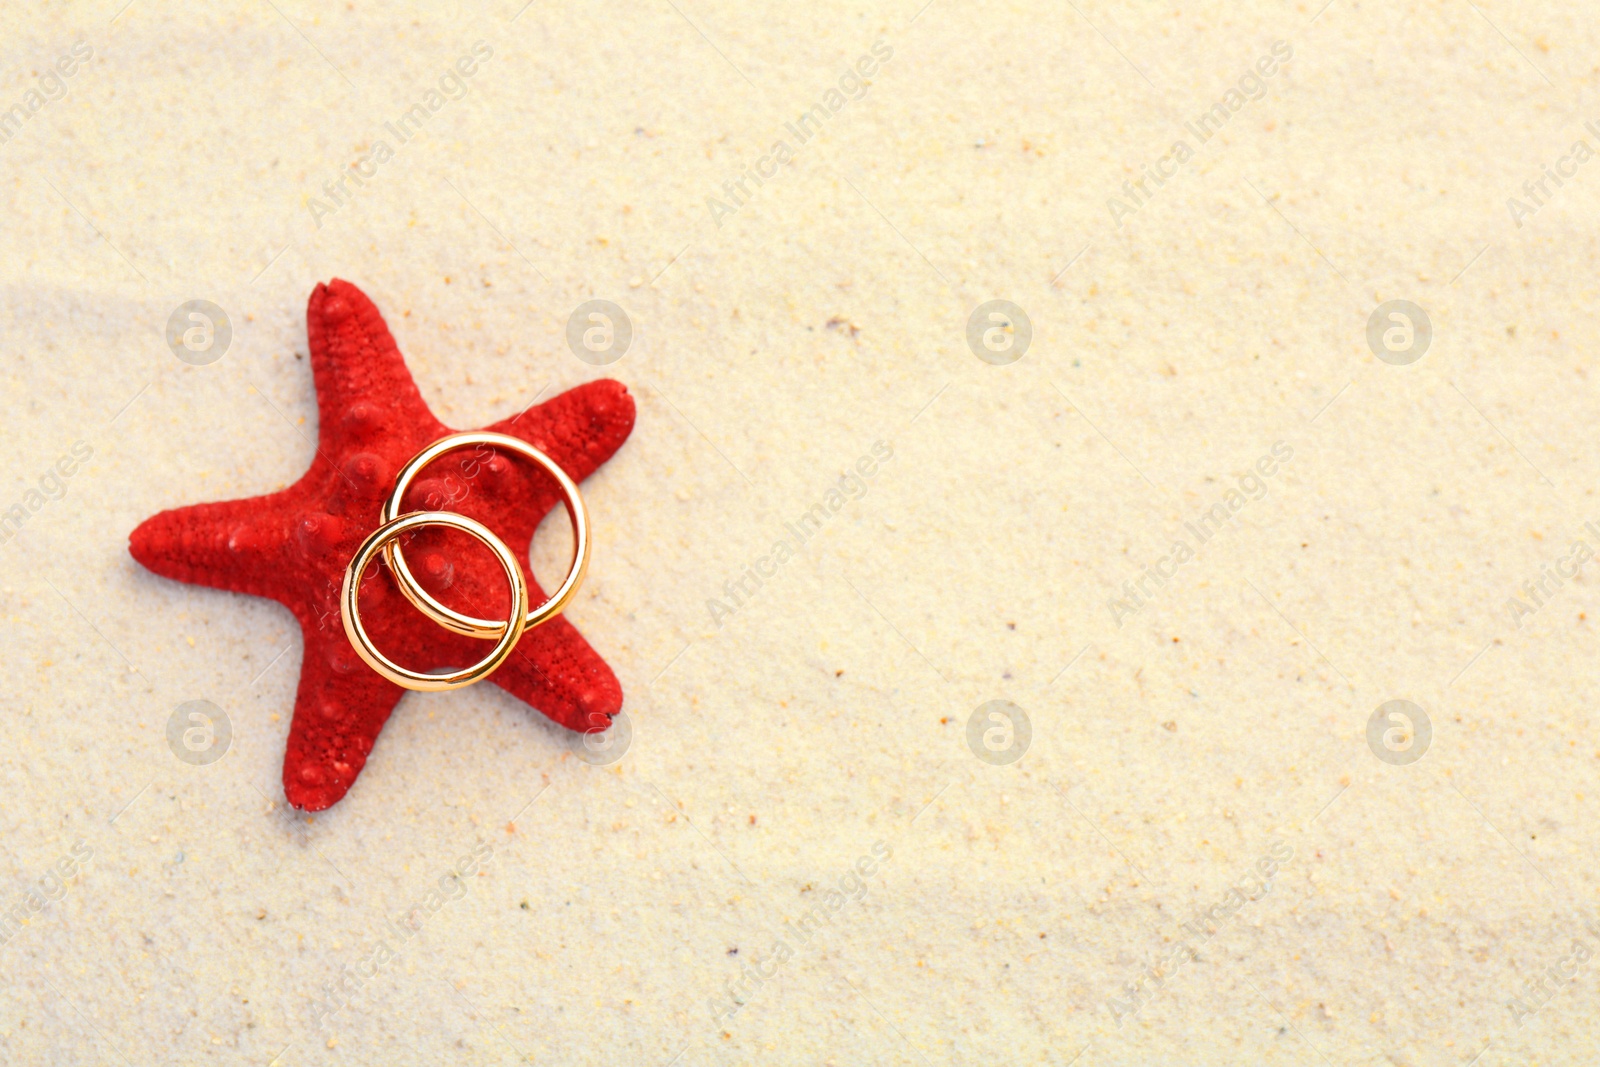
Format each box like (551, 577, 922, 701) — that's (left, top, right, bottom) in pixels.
(380, 431, 590, 639)
(341, 511, 530, 691)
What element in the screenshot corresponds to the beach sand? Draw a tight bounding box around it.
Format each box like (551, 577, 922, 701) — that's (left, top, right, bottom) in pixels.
(2, 1, 1599, 1063)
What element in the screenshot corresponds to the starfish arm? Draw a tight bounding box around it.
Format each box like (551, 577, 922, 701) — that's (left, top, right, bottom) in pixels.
(308, 279, 442, 451)
(486, 379, 635, 502)
(491, 616, 623, 734)
(282, 622, 406, 811)
(128, 494, 301, 602)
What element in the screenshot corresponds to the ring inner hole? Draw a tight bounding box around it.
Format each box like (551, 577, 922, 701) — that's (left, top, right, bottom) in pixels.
(399, 449, 574, 603)
(527, 498, 577, 594)
(393, 524, 520, 625)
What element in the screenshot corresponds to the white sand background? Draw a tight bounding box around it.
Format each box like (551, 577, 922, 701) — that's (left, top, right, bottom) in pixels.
(2, 0, 1599, 1063)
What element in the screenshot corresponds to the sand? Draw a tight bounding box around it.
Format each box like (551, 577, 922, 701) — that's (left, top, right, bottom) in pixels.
(2, 0, 1599, 1063)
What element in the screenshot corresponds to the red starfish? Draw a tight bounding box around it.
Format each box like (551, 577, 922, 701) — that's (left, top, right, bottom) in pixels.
(129, 279, 634, 811)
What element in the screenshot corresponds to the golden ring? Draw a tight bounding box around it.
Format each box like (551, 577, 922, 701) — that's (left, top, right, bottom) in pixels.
(381, 431, 589, 639)
(341, 511, 530, 692)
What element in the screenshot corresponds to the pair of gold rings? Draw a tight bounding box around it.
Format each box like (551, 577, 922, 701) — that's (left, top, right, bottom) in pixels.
(339, 432, 590, 692)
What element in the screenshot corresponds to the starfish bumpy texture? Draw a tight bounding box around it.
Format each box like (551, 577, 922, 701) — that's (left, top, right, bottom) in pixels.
(130, 279, 634, 810)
